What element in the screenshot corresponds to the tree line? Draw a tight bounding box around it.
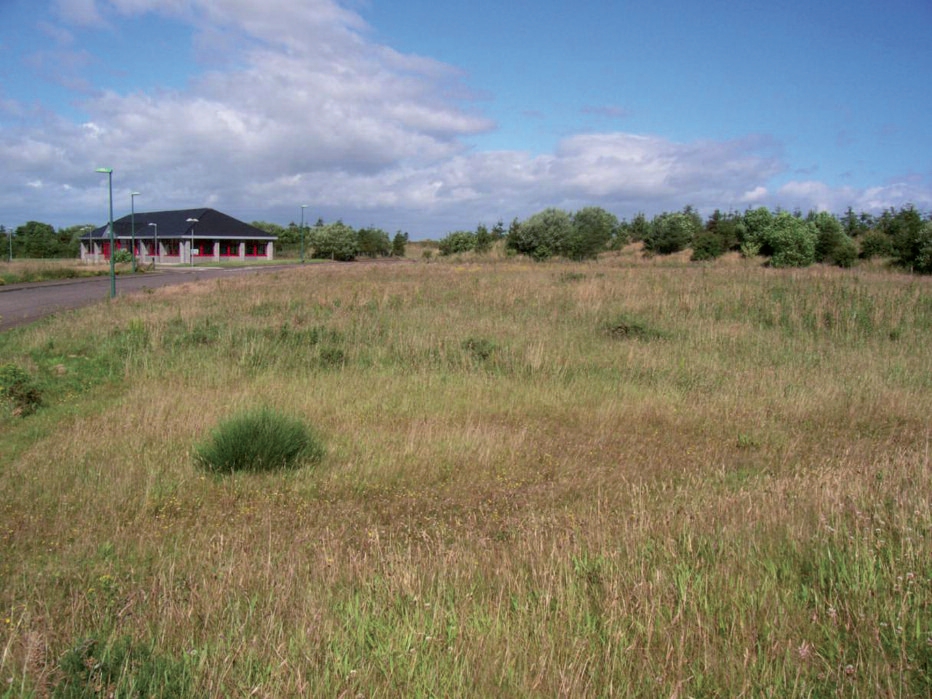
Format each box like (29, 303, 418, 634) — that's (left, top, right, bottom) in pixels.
(6, 204, 932, 273)
(434, 204, 932, 273)
(0, 220, 409, 262)
(1, 222, 92, 260)
(250, 220, 408, 261)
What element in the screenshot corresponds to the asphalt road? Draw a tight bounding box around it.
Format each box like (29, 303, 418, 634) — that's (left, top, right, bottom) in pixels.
(0, 264, 295, 331)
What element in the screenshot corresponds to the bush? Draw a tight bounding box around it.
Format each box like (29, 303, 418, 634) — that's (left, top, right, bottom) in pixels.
(112, 249, 133, 264)
(0, 363, 42, 416)
(761, 213, 817, 268)
(194, 407, 324, 473)
(438, 230, 477, 256)
(356, 227, 391, 257)
(830, 236, 858, 268)
(809, 211, 855, 267)
(391, 231, 408, 257)
(690, 231, 726, 261)
(566, 207, 617, 260)
(311, 221, 357, 261)
(914, 223, 932, 274)
(858, 230, 894, 259)
(643, 212, 698, 255)
(506, 208, 572, 260)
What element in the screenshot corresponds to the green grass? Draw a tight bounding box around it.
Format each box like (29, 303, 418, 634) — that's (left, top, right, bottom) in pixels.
(0, 253, 930, 696)
(0, 259, 143, 285)
(194, 406, 324, 473)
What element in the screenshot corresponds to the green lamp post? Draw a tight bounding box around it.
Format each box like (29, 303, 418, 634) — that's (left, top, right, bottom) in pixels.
(95, 167, 116, 299)
(130, 191, 141, 273)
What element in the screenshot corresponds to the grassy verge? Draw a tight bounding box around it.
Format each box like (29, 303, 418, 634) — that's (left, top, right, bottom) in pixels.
(1, 253, 930, 696)
(0, 260, 138, 285)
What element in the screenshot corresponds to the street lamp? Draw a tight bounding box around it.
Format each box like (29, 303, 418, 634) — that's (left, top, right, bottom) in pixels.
(148, 223, 158, 265)
(300, 204, 308, 264)
(130, 191, 140, 273)
(95, 167, 116, 299)
(186, 217, 198, 267)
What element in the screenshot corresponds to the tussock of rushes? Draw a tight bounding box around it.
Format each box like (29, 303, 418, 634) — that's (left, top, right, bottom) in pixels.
(1, 256, 930, 696)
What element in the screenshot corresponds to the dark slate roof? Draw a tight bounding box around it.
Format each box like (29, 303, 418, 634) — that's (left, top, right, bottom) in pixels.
(85, 208, 276, 241)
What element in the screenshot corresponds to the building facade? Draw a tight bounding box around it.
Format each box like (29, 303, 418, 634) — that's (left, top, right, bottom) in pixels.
(82, 208, 276, 264)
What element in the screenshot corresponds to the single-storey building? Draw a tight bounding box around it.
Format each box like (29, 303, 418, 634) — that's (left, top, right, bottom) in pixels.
(82, 208, 276, 264)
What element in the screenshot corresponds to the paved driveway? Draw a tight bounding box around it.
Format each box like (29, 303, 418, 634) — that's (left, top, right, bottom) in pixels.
(0, 265, 294, 331)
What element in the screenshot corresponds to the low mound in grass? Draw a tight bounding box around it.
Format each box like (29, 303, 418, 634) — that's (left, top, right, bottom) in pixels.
(194, 407, 324, 473)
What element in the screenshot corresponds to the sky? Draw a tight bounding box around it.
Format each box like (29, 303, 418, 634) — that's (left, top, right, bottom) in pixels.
(0, 0, 930, 237)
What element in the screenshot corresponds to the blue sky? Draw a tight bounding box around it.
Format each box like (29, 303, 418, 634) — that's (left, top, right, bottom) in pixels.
(1, 0, 930, 236)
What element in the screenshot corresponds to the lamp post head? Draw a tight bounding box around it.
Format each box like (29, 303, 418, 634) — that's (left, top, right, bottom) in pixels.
(95, 167, 113, 174)
(131, 191, 141, 197)
(186, 218, 199, 223)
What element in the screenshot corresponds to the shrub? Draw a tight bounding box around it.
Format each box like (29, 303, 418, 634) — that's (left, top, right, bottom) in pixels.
(356, 227, 391, 257)
(438, 230, 477, 256)
(882, 205, 925, 269)
(0, 363, 43, 416)
(690, 231, 726, 261)
(506, 208, 573, 260)
(391, 231, 408, 257)
(566, 206, 618, 260)
(761, 213, 817, 268)
(741, 207, 774, 251)
(858, 230, 894, 259)
(643, 212, 698, 255)
(810, 211, 855, 266)
(194, 407, 324, 473)
(112, 249, 133, 264)
(311, 221, 357, 261)
(914, 223, 932, 274)
(829, 236, 858, 268)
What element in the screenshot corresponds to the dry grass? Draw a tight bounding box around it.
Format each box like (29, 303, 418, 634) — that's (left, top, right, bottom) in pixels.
(1, 254, 930, 696)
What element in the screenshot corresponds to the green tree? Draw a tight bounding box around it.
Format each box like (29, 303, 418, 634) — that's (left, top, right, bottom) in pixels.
(391, 231, 408, 257)
(57, 224, 94, 258)
(491, 220, 506, 241)
(643, 211, 699, 255)
(858, 230, 893, 260)
(567, 206, 617, 260)
(474, 224, 493, 254)
(760, 212, 817, 268)
(506, 208, 572, 261)
(881, 205, 926, 270)
(356, 227, 391, 257)
(809, 211, 855, 266)
(16, 221, 57, 258)
(311, 221, 357, 261)
(690, 231, 725, 261)
(705, 209, 741, 251)
(628, 212, 649, 243)
(438, 230, 476, 256)
(741, 207, 774, 252)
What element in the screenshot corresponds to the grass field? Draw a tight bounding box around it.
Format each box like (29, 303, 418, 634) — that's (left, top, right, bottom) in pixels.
(1, 250, 930, 696)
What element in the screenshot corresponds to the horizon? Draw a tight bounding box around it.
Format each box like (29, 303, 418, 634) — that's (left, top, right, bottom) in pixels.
(1, 1, 930, 237)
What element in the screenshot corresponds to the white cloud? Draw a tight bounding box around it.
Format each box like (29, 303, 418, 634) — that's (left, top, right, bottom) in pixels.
(3, 0, 929, 234)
